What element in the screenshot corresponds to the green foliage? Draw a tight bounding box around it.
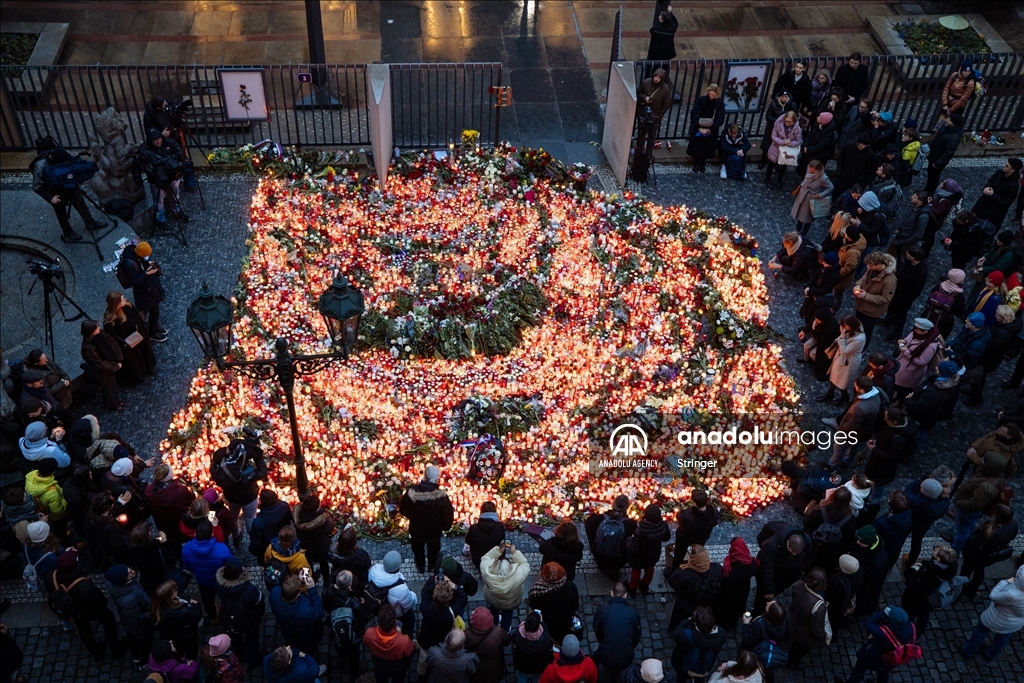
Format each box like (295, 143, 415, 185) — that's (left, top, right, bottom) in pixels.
(0, 33, 38, 66)
(895, 20, 991, 55)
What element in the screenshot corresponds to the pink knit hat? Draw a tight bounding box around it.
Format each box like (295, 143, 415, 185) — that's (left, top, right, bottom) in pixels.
(470, 606, 494, 631)
(817, 112, 833, 124)
(209, 634, 231, 657)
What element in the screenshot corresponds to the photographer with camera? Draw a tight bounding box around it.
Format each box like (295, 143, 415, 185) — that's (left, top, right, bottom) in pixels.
(132, 128, 189, 227)
(146, 97, 197, 190)
(634, 69, 672, 174)
(31, 148, 106, 243)
(211, 427, 269, 544)
(117, 241, 167, 342)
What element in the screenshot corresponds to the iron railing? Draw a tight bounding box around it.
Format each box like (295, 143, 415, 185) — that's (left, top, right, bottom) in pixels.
(388, 62, 502, 149)
(0, 62, 503, 152)
(630, 52, 1024, 141)
(606, 6, 624, 96)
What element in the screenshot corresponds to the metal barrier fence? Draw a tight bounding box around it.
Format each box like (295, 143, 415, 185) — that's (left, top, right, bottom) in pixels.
(632, 52, 1024, 141)
(0, 62, 502, 152)
(606, 6, 624, 95)
(388, 62, 502, 149)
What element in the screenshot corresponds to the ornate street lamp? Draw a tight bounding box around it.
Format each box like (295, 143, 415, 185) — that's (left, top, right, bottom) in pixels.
(185, 274, 364, 498)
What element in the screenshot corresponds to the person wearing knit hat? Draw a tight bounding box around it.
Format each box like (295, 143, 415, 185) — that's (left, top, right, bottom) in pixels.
(851, 522, 888, 617)
(118, 239, 167, 341)
(834, 604, 917, 683)
(135, 241, 152, 257)
(838, 554, 860, 575)
(202, 488, 220, 504)
(110, 457, 134, 477)
(857, 190, 880, 213)
(105, 562, 155, 671)
(592, 582, 641, 677)
(19, 421, 70, 467)
(817, 111, 833, 125)
(464, 605, 509, 683)
(26, 520, 49, 544)
(206, 634, 245, 682)
(856, 526, 878, 545)
(383, 550, 402, 573)
(150, 639, 200, 680)
(209, 633, 232, 657)
(639, 659, 664, 683)
(900, 474, 953, 569)
(399, 464, 454, 573)
(795, 112, 837, 181)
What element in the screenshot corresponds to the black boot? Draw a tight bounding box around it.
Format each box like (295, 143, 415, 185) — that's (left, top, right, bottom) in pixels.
(61, 230, 83, 242)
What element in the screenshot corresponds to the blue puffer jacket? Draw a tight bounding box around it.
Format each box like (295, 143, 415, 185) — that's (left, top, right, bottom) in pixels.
(105, 579, 151, 631)
(182, 537, 235, 587)
(948, 326, 991, 369)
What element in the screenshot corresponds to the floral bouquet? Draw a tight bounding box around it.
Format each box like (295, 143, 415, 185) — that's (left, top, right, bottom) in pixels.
(568, 163, 592, 182)
(461, 129, 481, 146)
(462, 434, 508, 486)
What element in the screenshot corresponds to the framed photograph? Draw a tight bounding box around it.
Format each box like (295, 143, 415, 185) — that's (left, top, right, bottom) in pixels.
(217, 68, 270, 122)
(722, 62, 771, 113)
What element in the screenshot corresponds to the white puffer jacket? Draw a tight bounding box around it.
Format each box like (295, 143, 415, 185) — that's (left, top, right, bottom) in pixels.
(480, 545, 530, 610)
(980, 565, 1024, 634)
(367, 563, 418, 617)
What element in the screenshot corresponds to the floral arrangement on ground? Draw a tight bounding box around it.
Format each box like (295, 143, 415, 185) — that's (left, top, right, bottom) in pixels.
(163, 143, 802, 537)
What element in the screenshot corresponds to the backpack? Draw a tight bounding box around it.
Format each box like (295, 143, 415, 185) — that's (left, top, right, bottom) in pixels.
(878, 181, 903, 222)
(264, 556, 289, 590)
(219, 588, 250, 635)
(692, 573, 722, 604)
(924, 289, 955, 326)
(217, 440, 258, 485)
(362, 578, 404, 615)
(927, 574, 969, 609)
(750, 618, 789, 669)
(103, 198, 134, 222)
(42, 156, 98, 193)
(115, 257, 136, 289)
(330, 605, 356, 646)
(678, 628, 716, 676)
(969, 70, 987, 100)
(811, 507, 847, 546)
(911, 143, 930, 173)
(879, 624, 923, 667)
(48, 573, 86, 621)
(23, 548, 53, 592)
(593, 514, 627, 558)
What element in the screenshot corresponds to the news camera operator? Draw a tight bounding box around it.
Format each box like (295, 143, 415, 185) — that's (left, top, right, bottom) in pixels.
(211, 427, 269, 545)
(31, 148, 107, 243)
(132, 128, 190, 226)
(635, 68, 672, 163)
(145, 96, 197, 190)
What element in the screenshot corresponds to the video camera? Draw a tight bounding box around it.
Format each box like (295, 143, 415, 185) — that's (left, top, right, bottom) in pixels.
(166, 99, 193, 124)
(149, 155, 184, 187)
(27, 259, 63, 277)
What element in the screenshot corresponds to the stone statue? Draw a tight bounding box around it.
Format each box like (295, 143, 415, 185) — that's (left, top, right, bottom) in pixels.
(89, 107, 144, 204)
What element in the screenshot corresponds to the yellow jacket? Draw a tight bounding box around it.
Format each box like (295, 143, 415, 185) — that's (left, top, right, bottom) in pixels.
(901, 140, 921, 165)
(264, 541, 311, 574)
(24, 470, 68, 520)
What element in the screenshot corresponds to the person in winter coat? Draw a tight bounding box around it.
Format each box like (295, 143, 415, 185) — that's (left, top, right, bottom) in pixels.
(968, 268, 1009, 329)
(883, 250, 929, 343)
(819, 315, 866, 406)
(149, 639, 200, 683)
(807, 69, 834, 117)
(852, 251, 897, 345)
(960, 505, 1018, 600)
(665, 542, 724, 630)
(966, 304, 1023, 405)
(105, 564, 153, 668)
(924, 270, 968, 339)
(796, 113, 837, 178)
(592, 583, 641, 681)
(200, 634, 245, 683)
(945, 209, 983, 270)
(585, 495, 639, 580)
(838, 97, 874, 153)
(480, 542, 529, 630)
(946, 313, 991, 371)
(714, 538, 756, 629)
(102, 290, 156, 384)
(50, 549, 124, 662)
(835, 135, 876, 197)
(81, 320, 123, 410)
(671, 606, 727, 682)
(118, 241, 167, 339)
(719, 123, 751, 180)
(803, 486, 856, 571)
(464, 607, 511, 683)
(924, 178, 964, 254)
(369, 551, 419, 635)
(834, 226, 868, 309)
(626, 504, 671, 595)
(538, 520, 585, 581)
(801, 251, 841, 320)
(708, 651, 763, 683)
(887, 191, 932, 259)
(539, 635, 597, 683)
(265, 525, 312, 583)
(465, 501, 506, 569)
(100, 457, 150, 531)
(941, 61, 976, 114)
(871, 491, 913, 574)
(790, 160, 834, 237)
(772, 61, 812, 112)
(145, 463, 195, 543)
(739, 600, 788, 674)
(363, 603, 415, 683)
(180, 497, 227, 545)
(896, 124, 921, 190)
(18, 351, 71, 414)
(867, 111, 896, 153)
(24, 458, 69, 535)
(182, 520, 235, 619)
(511, 610, 553, 683)
(149, 581, 203, 663)
(826, 555, 864, 630)
(636, 68, 673, 161)
(687, 85, 726, 173)
(399, 464, 455, 573)
(248, 490, 292, 565)
(675, 490, 719, 550)
(834, 53, 869, 105)
(925, 112, 964, 195)
(802, 305, 841, 381)
(417, 580, 465, 658)
(903, 477, 951, 566)
(951, 451, 1010, 551)
(892, 319, 939, 400)
(269, 574, 324, 662)
(874, 143, 903, 187)
(210, 437, 269, 545)
(851, 525, 888, 617)
(83, 489, 133, 570)
(769, 232, 819, 281)
(329, 526, 372, 588)
(292, 494, 333, 582)
(785, 568, 829, 670)
(834, 606, 915, 683)
(426, 629, 479, 683)
(961, 564, 1024, 660)
(216, 560, 265, 672)
(864, 412, 918, 505)
(753, 523, 812, 615)
(764, 111, 802, 189)
(646, 9, 678, 62)
(529, 561, 580, 643)
(262, 645, 326, 683)
(759, 90, 797, 168)
(972, 159, 1023, 231)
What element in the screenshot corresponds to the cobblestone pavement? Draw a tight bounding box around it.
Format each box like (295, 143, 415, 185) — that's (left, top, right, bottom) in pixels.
(2, 160, 1023, 682)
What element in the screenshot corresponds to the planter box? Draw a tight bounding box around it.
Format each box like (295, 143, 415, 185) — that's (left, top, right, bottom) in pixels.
(1, 22, 70, 107)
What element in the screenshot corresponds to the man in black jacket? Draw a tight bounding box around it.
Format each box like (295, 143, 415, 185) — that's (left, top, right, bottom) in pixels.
(131, 128, 188, 225)
(50, 548, 125, 661)
(753, 523, 812, 614)
(324, 569, 373, 679)
(646, 7, 678, 62)
(398, 465, 455, 572)
(30, 148, 106, 242)
(835, 134, 876, 196)
(635, 68, 672, 161)
(888, 191, 931, 258)
(674, 489, 719, 550)
(247, 489, 292, 565)
(216, 560, 266, 672)
(902, 361, 961, 441)
(464, 502, 505, 569)
(118, 241, 167, 341)
(883, 247, 929, 341)
(833, 53, 870, 105)
(925, 112, 963, 195)
(211, 435, 269, 544)
(971, 158, 1023, 232)
(593, 583, 641, 683)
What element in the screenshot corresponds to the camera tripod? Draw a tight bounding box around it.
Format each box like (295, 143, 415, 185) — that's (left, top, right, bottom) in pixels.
(625, 117, 659, 191)
(145, 183, 190, 247)
(26, 261, 91, 362)
(60, 183, 120, 262)
(172, 114, 207, 211)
